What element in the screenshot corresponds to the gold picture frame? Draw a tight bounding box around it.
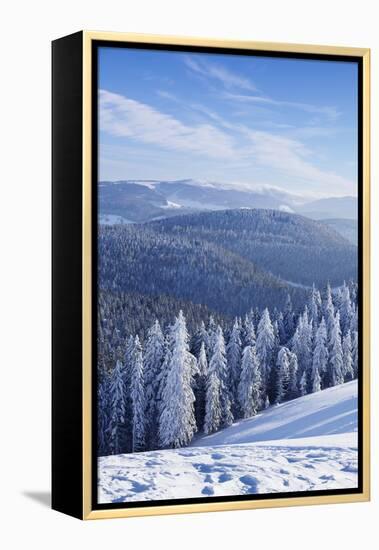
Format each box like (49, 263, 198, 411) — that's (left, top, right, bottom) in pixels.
(52, 31, 370, 520)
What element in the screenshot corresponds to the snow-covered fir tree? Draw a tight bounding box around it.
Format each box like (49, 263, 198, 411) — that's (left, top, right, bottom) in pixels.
(277, 311, 287, 345)
(158, 311, 197, 448)
(97, 374, 110, 456)
(238, 345, 261, 418)
(206, 316, 217, 360)
(108, 359, 127, 455)
(130, 336, 145, 452)
(299, 370, 307, 397)
(328, 311, 344, 386)
(339, 282, 353, 335)
(242, 314, 256, 348)
(256, 308, 275, 388)
(287, 350, 299, 400)
(312, 366, 322, 393)
(275, 347, 290, 404)
(283, 294, 295, 342)
(156, 325, 174, 417)
(226, 319, 242, 413)
(323, 282, 335, 337)
(209, 326, 233, 428)
(351, 330, 359, 377)
(350, 304, 358, 333)
(194, 342, 208, 430)
(204, 368, 221, 434)
(308, 283, 322, 325)
(342, 330, 354, 381)
(98, 280, 359, 456)
(312, 316, 328, 389)
(291, 307, 313, 391)
(191, 321, 209, 359)
(144, 320, 165, 449)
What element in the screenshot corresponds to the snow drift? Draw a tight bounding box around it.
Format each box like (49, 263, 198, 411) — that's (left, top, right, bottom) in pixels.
(194, 380, 358, 448)
(98, 381, 358, 503)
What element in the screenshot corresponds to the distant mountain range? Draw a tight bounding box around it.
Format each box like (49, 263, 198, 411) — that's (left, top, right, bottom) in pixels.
(99, 180, 358, 228)
(320, 218, 358, 245)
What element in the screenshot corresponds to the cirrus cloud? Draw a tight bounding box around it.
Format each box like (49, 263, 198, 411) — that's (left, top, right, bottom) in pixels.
(100, 89, 236, 159)
(100, 88, 355, 196)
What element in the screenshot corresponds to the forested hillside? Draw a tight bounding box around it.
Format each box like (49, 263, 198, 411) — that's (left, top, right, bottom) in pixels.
(98, 290, 229, 372)
(149, 209, 357, 287)
(97, 281, 358, 456)
(98, 219, 306, 318)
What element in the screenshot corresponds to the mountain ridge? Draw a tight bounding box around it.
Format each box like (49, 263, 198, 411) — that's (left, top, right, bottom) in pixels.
(148, 208, 357, 287)
(99, 179, 358, 223)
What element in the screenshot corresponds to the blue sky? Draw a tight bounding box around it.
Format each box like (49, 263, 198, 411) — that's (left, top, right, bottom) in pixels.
(99, 46, 358, 198)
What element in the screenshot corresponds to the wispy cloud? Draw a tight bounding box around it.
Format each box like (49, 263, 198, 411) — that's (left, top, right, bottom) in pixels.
(222, 92, 340, 120)
(184, 56, 257, 92)
(183, 56, 339, 121)
(100, 89, 235, 159)
(100, 89, 354, 196)
(241, 129, 352, 193)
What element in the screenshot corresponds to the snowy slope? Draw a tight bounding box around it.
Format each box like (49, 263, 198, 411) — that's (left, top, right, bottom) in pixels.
(98, 381, 358, 503)
(193, 380, 358, 448)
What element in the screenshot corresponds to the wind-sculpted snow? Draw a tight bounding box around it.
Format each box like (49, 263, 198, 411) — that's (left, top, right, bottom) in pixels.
(98, 381, 358, 503)
(98, 439, 357, 503)
(193, 380, 357, 447)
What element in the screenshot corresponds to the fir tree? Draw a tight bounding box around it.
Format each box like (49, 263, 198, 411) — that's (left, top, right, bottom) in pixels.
(204, 370, 221, 434)
(328, 311, 344, 386)
(130, 336, 145, 452)
(351, 330, 359, 378)
(226, 319, 242, 413)
(109, 359, 127, 455)
(312, 366, 321, 393)
(299, 370, 307, 396)
(308, 283, 321, 324)
(98, 373, 111, 456)
(194, 342, 208, 430)
(283, 294, 295, 342)
(256, 308, 275, 387)
(144, 320, 164, 449)
(210, 326, 234, 428)
(350, 304, 358, 333)
(312, 317, 328, 389)
(275, 347, 290, 404)
(124, 335, 134, 369)
(323, 282, 335, 337)
(191, 321, 209, 359)
(238, 345, 261, 418)
(273, 320, 280, 353)
(158, 311, 197, 448)
(206, 316, 217, 360)
(291, 308, 313, 391)
(342, 330, 354, 381)
(277, 312, 287, 345)
(156, 325, 174, 417)
(339, 282, 353, 335)
(287, 350, 299, 400)
(242, 314, 256, 347)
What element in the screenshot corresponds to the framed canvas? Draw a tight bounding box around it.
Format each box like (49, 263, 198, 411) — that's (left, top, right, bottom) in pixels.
(52, 31, 370, 520)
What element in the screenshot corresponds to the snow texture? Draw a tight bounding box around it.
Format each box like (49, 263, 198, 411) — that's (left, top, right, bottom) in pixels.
(98, 380, 358, 503)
